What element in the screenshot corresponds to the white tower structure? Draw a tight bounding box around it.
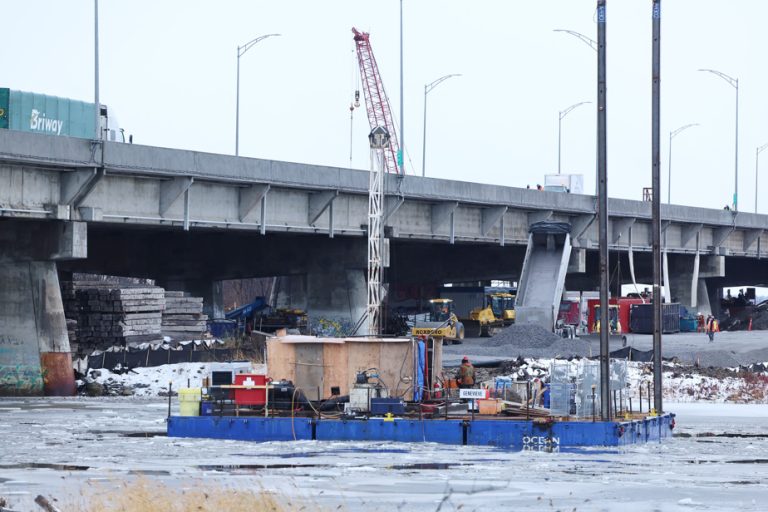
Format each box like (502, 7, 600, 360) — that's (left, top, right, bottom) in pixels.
(366, 126, 389, 335)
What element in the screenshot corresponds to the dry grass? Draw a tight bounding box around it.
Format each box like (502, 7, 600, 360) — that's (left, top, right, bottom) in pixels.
(71, 478, 318, 512)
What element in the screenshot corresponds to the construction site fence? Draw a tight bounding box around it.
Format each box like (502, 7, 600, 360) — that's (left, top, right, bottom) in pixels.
(82, 343, 237, 370)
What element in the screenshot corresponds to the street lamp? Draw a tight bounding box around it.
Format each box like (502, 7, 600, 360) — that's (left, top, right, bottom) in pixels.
(558, 101, 590, 175)
(554, 29, 597, 192)
(236, 33, 280, 156)
(699, 68, 739, 210)
(422, 74, 461, 177)
(756, 142, 768, 213)
(554, 29, 597, 51)
(667, 123, 699, 204)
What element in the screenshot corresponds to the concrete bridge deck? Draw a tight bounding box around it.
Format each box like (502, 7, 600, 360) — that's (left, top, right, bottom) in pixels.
(1, 130, 766, 257)
(1, 130, 767, 396)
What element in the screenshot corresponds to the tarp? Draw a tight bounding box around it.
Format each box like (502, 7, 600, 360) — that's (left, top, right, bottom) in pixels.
(86, 343, 235, 370)
(529, 221, 571, 235)
(608, 347, 655, 362)
(414, 340, 425, 401)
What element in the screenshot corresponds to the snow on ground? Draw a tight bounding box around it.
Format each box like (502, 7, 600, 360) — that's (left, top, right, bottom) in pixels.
(663, 367, 768, 404)
(82, 357, 768, 404)
(82, 362, 267, 397)
(478, 358, 768, 404)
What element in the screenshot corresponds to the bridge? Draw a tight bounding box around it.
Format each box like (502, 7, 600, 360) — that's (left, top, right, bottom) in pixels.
(2, 129, 767, 394)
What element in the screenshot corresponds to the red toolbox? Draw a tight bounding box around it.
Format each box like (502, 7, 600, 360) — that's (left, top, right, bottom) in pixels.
(234, 374, 268, 406)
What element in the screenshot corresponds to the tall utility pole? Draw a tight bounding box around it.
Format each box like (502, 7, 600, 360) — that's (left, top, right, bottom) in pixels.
(596, 0, 610, 421)
(399, 0, 405, 173)
(94, 0, 100, 140)
(651, 0, 663, 414)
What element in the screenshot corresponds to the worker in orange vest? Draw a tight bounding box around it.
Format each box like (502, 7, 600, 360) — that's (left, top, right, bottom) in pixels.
(457, 356, 475, 389)
(705, 315, 716, 342)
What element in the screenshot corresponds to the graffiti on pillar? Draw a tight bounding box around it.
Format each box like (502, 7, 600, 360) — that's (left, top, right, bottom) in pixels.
(0, 335, 44, 395)
(0, 335, 23, 346)
(310, 317, 355, 337)
(0, 363, 44, 394)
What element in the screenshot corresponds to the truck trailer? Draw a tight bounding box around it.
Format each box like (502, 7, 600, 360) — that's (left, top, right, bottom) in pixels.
(0, 87, 122, 141)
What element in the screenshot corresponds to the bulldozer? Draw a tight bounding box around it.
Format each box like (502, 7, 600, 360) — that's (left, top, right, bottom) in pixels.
(468, 292, 516, 337)
(412, 299, 465, 343)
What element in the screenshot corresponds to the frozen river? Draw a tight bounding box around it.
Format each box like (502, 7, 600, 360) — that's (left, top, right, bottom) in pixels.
(0, 398, 766, 511)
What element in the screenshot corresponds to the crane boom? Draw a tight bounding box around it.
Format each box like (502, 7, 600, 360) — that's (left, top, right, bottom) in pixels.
(352, 27, 402, 174)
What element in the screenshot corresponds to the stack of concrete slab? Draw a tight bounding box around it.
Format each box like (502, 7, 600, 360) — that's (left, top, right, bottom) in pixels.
(61, 282, 165, 349)
(162, 291, 208, 339)
(60, 281, 79, 345)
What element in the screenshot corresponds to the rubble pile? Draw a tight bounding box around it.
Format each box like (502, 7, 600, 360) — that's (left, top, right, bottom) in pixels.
(446, 324, 594, 360)
(485, 324, 562, 348)
(162, 291, 208, 339)
(62, 282, 165, 350)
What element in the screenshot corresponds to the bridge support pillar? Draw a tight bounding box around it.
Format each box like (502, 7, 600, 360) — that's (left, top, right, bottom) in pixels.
(274, 276, 308, 312)
(0, 221, 85, 396)
(276, 239, 367, 336)
(668, 254, 721, 315)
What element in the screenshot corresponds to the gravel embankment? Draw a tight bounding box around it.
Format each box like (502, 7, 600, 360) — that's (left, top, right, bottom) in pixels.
(445, 326, 768, 368)
(444, 324, 594, 361)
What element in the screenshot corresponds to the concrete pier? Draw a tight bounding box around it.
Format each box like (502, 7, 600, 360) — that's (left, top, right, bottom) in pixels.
(0, 220, 85, 395)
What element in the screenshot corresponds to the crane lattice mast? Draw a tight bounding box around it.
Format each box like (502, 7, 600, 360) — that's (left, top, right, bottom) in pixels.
(353, 28, 402, 174)
(366, 127, 389, 335)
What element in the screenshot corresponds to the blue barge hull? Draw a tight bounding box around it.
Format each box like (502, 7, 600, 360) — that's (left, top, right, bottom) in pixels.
(167, 413, 675, 448)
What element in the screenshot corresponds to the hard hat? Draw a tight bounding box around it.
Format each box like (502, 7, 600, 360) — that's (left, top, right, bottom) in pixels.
(462, 356, 469, 362)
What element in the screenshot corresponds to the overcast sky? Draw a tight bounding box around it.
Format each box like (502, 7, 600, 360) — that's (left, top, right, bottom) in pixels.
(3, 1, 768, 211)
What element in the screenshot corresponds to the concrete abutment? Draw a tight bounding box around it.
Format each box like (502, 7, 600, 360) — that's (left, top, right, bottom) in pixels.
(0, 220, 85, 396)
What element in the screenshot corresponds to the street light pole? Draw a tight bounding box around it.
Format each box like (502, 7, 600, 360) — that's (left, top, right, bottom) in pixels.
(422, 74, 461, 177)
(667, 123, 698, 204)
(756, 142, 768, 213)
(558, 101, 590, 175)
(94, 0, 100, 140)
(554, 29, 597, 193)
(699, 69, 739, 210)
(236, 33, 280, 156)
(399, 0, 404, 174)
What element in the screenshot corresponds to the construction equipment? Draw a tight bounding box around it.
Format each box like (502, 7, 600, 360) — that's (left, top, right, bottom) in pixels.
(347, 369, 392, 414)
(352, 28, 402, 174)
(593, 304, 622, 335)
(469, 292, 516, 336)
(412, 299, 465, 343)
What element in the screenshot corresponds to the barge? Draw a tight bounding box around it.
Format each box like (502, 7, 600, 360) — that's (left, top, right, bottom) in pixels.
(166, 335, 675, 449)
(167, 413, 675, 449)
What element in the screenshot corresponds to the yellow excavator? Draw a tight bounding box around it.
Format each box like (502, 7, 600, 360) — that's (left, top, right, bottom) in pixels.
(412, 299, 465, 343)
(468, 292, 516, 337)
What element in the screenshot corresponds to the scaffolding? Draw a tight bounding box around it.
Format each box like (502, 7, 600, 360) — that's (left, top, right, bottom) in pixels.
(549, 359, 629, 419)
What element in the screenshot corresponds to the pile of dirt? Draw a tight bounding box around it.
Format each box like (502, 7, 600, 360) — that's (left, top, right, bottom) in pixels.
(484, 324, 562, 348)
(445, 324, 595, 360)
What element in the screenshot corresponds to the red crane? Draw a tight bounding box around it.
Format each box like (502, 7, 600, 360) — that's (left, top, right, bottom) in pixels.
(352, 27, 402, 174)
